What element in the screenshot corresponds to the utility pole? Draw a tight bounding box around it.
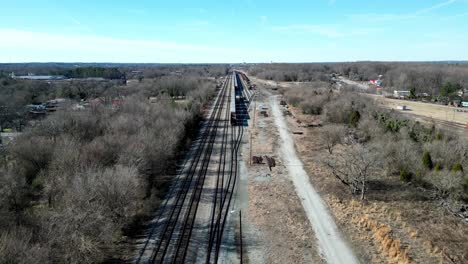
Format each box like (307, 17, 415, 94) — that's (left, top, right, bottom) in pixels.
(249, 132, 253, 166)
(253, 100, 256, 128)
(239, 210, 243, 264)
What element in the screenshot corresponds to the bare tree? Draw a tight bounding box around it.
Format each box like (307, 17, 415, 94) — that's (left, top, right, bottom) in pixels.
(0, 226, 50, 264)
(321, 124, 346, 154)
(426, 170, 464, 201)
(0, 168, 29, 226)
(324, 144, 381, 200)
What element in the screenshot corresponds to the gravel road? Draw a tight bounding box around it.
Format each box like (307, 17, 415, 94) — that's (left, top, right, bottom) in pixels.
(270, 95, 358, 264)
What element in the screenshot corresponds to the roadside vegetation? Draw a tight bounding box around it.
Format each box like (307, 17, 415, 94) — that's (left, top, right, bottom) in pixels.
(282, 83, 468, 205)
(277, 78, 468, 262)
(0, 65, 219, 263)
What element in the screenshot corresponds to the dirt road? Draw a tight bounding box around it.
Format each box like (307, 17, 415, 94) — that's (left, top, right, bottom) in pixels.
(269, 95, 358, 264)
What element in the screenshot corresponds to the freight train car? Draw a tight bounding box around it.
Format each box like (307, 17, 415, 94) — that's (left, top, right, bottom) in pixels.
(235, 71, 252, 103)
(233, 71, 238, 89)
(230, 74, 237, 125)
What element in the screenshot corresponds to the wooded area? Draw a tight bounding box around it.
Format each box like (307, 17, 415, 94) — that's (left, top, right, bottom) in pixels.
(0, 65, 218, 263)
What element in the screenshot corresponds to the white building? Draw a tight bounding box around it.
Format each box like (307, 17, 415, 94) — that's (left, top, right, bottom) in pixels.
(393, 90, 411, 98)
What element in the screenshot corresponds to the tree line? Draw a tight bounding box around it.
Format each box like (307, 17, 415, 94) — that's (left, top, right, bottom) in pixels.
(246, 62, 468, 100)
(55, 67, 124, 79)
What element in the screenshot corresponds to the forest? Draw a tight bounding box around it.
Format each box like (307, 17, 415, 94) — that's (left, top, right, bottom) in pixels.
(0, 65, 220, 263)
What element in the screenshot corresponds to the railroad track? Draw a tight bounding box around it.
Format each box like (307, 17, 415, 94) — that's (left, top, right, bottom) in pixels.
(206, 101, 244, 263)
(136, 72, 246, 264)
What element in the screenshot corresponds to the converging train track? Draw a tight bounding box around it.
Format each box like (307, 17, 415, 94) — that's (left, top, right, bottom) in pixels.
(135, 71, 251, 264)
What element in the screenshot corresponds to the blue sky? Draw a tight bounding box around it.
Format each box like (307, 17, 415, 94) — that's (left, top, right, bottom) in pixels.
(1, 0, 467, 62)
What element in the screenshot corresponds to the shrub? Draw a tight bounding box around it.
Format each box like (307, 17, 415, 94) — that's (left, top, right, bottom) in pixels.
(375, 112, 408, 133)
(299, 95, 328, 115)
(9, 135, 55, 183)
(408, 122, 435, 142)
(415, 170, 424, 181)
(0, 227, 50, 264)
(400, 168, 412, 182)
(324, 97, 353, 124)
(426, 171, 464, 200)
(348, 110, 361, 128)
(451, 163, 463, 172)
(422, 151, 434, 170)
(321, 124, 346, 154)
(31, 175, 44, 191)
(463, 178, 468, 198)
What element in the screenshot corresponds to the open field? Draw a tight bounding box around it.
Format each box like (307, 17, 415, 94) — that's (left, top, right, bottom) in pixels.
(371, 95, 468, 130)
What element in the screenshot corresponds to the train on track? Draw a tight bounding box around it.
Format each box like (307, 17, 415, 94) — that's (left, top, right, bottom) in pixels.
(230, 71, 253, 126)
(230, 73, 237, 125)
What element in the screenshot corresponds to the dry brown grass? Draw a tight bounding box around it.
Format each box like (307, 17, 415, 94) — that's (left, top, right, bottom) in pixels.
(356, 214, 410, 264)
(370, 95, 468, 128)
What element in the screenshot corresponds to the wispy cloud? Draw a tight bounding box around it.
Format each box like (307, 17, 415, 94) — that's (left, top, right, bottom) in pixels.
(64, 15, 96, 35)
(272, 24, 380, 38)
(414, 0, 457, 15)
(69, 17, 81, 26)
(350, 0, 459, 22)
(260, 15, 268, 25)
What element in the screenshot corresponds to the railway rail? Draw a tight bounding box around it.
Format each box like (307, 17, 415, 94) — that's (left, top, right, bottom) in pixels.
(136, 72, 247, 264)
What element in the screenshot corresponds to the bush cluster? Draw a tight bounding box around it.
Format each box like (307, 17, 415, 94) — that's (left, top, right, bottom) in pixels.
(290, 84, 468, 202)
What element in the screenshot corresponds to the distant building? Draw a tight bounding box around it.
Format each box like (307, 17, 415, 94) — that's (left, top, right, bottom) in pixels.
(369, 79, 383, 86)
(417, 92, 430, 97)
(14, 74, 66, 81)
(394, 90, 411, 98)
